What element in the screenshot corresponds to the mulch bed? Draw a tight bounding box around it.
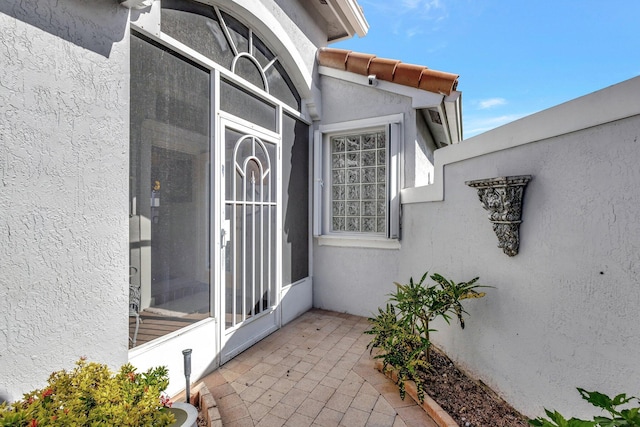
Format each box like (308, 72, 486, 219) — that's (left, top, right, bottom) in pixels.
(417, 348, 529, 427)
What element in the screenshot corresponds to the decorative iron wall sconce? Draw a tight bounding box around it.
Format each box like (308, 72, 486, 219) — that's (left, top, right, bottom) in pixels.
(466, 175, 532, 257)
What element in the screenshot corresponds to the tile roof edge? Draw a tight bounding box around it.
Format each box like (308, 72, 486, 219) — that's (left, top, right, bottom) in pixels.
(317, 47, 459, 96)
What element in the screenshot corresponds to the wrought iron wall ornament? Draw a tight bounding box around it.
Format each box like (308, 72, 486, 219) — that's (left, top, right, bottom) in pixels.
(465, 175, 532, 257)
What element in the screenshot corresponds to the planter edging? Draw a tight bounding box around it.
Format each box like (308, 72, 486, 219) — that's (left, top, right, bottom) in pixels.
(374, 359, 459, 427)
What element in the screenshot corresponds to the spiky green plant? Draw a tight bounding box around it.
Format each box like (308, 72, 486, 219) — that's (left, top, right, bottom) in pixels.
(365, 304, 430, 401)
(366, 272, 488, 403)
(390, 272, 487, 362)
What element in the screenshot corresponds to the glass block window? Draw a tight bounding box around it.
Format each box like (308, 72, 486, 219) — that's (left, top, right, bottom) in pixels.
(330, 130, 387, 234)
(314, 114, 402, 242)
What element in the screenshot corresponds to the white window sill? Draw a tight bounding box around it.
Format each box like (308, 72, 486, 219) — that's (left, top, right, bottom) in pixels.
(316, 235, 401, 250)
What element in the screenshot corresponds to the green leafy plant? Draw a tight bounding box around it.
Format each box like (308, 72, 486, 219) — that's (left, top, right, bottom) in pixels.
(390, 272, 487, 362)
(0, 358, 176, 427)
(366, 272, 488, 402)
(366, 303, 430, 401)
(529, 388, 640, 427)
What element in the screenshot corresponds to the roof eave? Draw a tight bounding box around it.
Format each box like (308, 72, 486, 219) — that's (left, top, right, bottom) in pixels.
(328, 0, 369, 38)
(317, 48, 459, 96)
(318, 65, 463, 146)
(444, 91, 463, 143)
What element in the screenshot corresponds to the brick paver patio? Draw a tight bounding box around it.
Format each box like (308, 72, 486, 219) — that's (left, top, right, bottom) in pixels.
(199, 309, 437, 426)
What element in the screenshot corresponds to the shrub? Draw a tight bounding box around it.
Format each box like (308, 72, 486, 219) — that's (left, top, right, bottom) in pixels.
(366, 272, 487, 402)
(0, 358, 176, 427)
(529, 388, 640, 427)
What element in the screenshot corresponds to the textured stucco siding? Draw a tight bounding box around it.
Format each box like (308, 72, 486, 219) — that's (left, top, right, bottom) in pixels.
(259, 0, 327, 65)
(399, 114, 640, 418)
(318, 75, 429, 187)
(312, 76, 413, 316)
(0, 0, 130, 401)
(313, 76, 640, 418)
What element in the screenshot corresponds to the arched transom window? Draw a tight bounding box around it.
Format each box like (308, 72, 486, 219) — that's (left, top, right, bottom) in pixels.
(161, 0, 301, 110)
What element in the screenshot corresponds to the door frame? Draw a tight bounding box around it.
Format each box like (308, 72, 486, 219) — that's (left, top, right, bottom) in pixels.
(216, 114, 282, 364)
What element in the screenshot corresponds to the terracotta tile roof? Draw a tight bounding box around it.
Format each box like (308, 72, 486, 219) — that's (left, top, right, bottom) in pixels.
(317, 48, 459, 96)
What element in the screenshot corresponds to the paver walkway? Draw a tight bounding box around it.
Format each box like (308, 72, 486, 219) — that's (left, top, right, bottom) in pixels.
(199, 309, 437, 426)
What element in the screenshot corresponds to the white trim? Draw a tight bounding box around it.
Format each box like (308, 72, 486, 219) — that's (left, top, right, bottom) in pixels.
(276, 105, 283, 330)
(444, 91, 463, 143)
(129, 0, 161, 35)
(308, 124, 316, 278)
(314, 114, 404, 242)
(313, 129, 323, 237)
(317, 235, 401, 250)
(119, 0, 154, 10)
(231, 52, 270, 93)
(131, 25, 305, 121)
(214, 6, 239, 57)
(128, 317, 216, 356)
(212, 68, 222, 370)
(318, 66, 444, 108)
(329, 0, 369, 37)
(319, 113, 404, 133)
(222, 306, 277, 335)
(282, 277, 310, 289)
(207, 0, 313, 97)
(218, 111, 280, 141)
(388, 121, 401, 239)
(401, 75, 640, 205)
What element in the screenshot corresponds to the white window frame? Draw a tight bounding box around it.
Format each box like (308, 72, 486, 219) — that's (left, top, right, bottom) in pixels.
(314, 114, 402, 248)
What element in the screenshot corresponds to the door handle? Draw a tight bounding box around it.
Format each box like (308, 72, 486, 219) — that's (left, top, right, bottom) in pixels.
(221, 219, 231, 248)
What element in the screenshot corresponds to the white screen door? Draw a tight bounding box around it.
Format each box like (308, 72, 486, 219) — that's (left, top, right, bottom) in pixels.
(220, 119, 280, 363)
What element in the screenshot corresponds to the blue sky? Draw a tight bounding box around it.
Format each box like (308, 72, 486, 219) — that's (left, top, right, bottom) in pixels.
(333, 0, 640, 138)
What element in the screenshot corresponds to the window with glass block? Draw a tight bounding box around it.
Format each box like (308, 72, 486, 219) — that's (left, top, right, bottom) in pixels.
(330, 130, 386, 234)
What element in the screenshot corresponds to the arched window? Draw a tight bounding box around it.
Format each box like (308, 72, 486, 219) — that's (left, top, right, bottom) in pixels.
(129, 1, 310, 352)
(161, 0, 301, 110)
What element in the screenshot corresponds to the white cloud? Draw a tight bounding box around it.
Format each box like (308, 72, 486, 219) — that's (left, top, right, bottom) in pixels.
(478, 98, 507, 109)
(401, 0, 421, 8)
(402, 0, 444, 17)
(405, 27, 423, 38)
(363, 0, 446, 20)
(464, 113, 530, 138)
(359, 0, 448, 46)
(402, 0, 440, 10)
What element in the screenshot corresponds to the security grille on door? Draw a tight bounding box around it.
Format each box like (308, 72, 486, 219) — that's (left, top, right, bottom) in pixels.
(224, 133, 277, 329)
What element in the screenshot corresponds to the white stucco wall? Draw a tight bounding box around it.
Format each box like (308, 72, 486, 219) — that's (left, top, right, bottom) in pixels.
(0, 0, 130, 401)
(313, 74, 454, 316)
(415, 112, 437, 186)
(314, 76, 640, 418)
(317, 75, 437, 188)
(401, 111, 640, 418)
(313, 76, 414, 316)
(313, 244, 400, 317)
